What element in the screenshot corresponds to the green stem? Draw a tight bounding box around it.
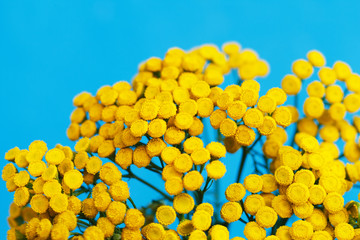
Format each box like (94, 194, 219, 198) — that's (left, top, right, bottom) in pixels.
(291, 94, 299, 147)
(236, 147, 248, 183)
(128, 197, 137, 209)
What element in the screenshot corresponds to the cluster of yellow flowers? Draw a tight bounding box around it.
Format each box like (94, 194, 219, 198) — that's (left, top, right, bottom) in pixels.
(3, 42, 360, 240)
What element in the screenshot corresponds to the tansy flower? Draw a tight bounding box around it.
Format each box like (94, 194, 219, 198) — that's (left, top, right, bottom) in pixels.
(293, 201, 314, 219)
(208, 224, 230, 240)
(235, 125, 256, 146)
(267, 88, 287, 106)
(83, 226, 104, 240)
(274, 166, 294, 186)
(183, 171, 204, 191)
(206, 160, 226, 179)
(289, 220, 313, 240)
(244, 174, 263, 193)
(333, 61, 352, 81)
(124, 208, 145, 229)
(292, 59, 314, 79)
(271, 195, 293, 219)
(173, 193, 195, 214)
(96, 217, 115, 238)
(255, 206, 278, 228)
(244, 194, 265, 215)
(115, 148, 133, 170)
(177, 220, 194, 237)
(335, 223, 355, 240)
(286, 183, 310, 205)
(225, 183, 246, 202)
(165, 177, 184, 195)
(51, 223, 70, 240)
(189, 230, 207, 240)
(329, 208, 349, 227)
(197, 97, 214, 117)
(183, 137, 204, 154)
(220, 202, 242, 223)
(156, 206, 177, 226)
(50, 193, 68, 213)
(323, 192, 344, 214)
(281, 74, 302, 95)
(243, 108, 264, 128)
(206, 142, 226, 158)
(227, 100, 247, 120)
(244, 222, 266, 240)
(106, 201, 127, 225)
(306, 209, 327, 231)
(109, 180, 130, 201)
(30, 194, 49, 214)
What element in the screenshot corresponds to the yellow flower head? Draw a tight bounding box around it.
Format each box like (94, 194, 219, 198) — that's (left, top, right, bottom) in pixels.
(183, 171, 204, 191)
(165, 177, 184, 195)
(206, 160, 226, 179)
(281, 74, 302, 95)
(225, 183, 246, 202)
(244, 222, 266, 240)
(272, 195, 293, 219)
(289, 220, 313, 240)
(156, 205, 177, 226)
(275, 166, 294, 186)
(192, 210, 212, 231)
(177, 219, 195, 237)
(256, 206, 278, 228)
(124, 208, 145, 229)
(45, 148, 65, 165)
(106, 201, 126, 225)
(235, 125, 256, 146)
(323, 192, 344, 214)
(220, 202, 242, 223)
(334, 223, 354, 240)
(244, 194, 265, 215)
(173, 193, 195, 214)
(244, 174, 264, 193)
(286, 183, 310, 205)
(292, 59, 314, 79)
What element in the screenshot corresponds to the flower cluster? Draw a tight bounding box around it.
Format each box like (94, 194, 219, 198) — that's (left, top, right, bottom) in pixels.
(3, 42, 360, 240)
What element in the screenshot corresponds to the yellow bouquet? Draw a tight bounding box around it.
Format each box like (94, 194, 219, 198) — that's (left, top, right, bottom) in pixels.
(3, 42, 360, 240)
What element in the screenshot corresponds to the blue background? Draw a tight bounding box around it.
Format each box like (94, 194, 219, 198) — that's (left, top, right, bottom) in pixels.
(1, 0, 360, 237)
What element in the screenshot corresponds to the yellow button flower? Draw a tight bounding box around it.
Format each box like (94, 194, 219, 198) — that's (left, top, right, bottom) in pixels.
(333, 61, 352, 81)
(50, 193, 68, 213)
(177, 219, 194, 237)
(286, 183, 309, 205)
(45, 148, 65, 165)
(292, 59, 314, 79)
(124, 208, 145, 229)
(235, 125, 256, 146)
(307, 50, 326, 67)
(183, 171, 204, 191)
(244, 222, 266, 240)
(255, 206, 278, 228)
(323, 192, 344, 213)
(220, 202, 242, 223)
(156, 205, 177, 226)
(289, 220, 313, 240)
(244, 194, 265, 215)
(165, 177, 183, 195)
(225, 183, 246, 202)
(274, 166, 294, 186)
(173, 193, 195, 214)
(244, 174, 263, 193)
(271, 195, 292, 219)
(334, 223, 354, 240)
(206, 160, 226, 179)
